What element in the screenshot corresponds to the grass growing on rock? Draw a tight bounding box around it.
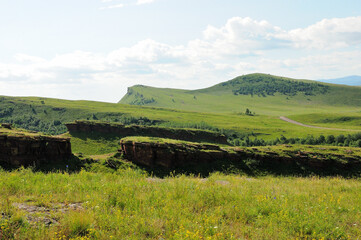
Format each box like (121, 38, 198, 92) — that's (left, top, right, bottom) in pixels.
(121, 136, 228, 147)
(0, 125, 51, 138)
(1, 167, 361, 239)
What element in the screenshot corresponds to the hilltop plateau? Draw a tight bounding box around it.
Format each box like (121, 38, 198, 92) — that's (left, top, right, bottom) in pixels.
(119, 73, 361, 115)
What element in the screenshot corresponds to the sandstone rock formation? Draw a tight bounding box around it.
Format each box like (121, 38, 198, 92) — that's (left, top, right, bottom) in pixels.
(120, 140, 227, 168)
(120, 140, 361, 171)
(0, 134, 72, 167)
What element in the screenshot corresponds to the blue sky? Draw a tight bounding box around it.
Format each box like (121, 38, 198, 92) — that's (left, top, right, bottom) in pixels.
(0, 0, 361, 102)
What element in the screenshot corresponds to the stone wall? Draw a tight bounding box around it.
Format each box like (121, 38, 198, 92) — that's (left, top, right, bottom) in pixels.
(0, 134, 72, 167)
(66, 121, 228, 144)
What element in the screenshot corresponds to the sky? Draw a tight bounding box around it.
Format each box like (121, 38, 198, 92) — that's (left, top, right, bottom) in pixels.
(1, 0, 361, 102)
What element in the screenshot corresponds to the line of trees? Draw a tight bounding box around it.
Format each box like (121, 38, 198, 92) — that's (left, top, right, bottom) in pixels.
(231, 133, 361, 147)
(231, 75, 329, 97)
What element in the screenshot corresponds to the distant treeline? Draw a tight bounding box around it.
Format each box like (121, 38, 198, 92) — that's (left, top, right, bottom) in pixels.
(0, 97, 220, 135)
(227, 75, 329, 97)
(231, 133, 361, 147)
(2, 113, 159, 135)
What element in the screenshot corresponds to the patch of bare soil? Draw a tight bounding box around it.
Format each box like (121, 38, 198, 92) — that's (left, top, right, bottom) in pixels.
(89, 153, 117, 160)
(11, 202, 84, 226)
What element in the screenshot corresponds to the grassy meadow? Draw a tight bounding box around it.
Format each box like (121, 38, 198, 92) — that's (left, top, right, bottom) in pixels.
(288, 113, 361, 130)
(1, 168, 361, 240)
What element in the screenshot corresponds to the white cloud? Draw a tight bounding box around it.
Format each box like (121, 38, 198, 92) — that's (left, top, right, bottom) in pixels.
(278, 16, 361, 49)
(198, 16, 361, 52)
(1, 16, 361, 102)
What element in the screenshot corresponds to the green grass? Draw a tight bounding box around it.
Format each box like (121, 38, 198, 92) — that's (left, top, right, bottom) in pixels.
(289, 113, 361, 130)
(121, 136, 226, 146)
(242, 144, 361, 162)
(1, 168, 361, 239)
(63, 132, 121, 156)
(0, 125, 44, 137)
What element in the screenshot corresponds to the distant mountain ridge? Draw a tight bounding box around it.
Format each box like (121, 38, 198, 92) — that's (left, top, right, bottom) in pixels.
(119, 73, 361, 115)
(318, 75, 361, 86)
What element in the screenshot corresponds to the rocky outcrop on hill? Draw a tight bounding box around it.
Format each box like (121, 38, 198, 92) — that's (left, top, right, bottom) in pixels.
(66, 121, 228, 144)
(0, 134, 72, 167)
(120, 140, 227, 168)
(120, 140, 361, 172)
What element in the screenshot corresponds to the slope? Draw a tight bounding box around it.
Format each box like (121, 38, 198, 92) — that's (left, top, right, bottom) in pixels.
(119, 73, 361, 116)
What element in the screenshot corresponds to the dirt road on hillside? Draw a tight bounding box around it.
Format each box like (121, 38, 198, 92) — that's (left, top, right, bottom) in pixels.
(279, 116, 359, 131)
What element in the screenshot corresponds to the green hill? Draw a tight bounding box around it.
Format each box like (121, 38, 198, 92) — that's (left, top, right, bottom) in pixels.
(119, 73, 361, 115)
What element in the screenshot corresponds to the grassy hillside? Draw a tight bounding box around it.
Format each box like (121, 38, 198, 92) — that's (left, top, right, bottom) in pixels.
(119, 73, 361, 116)
(1, 95, 357, 141)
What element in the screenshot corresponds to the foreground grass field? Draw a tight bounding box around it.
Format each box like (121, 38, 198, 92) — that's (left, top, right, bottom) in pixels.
(1, 168, 361, 240)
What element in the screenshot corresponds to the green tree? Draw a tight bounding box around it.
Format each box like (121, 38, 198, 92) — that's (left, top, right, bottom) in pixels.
(326, 135, 335, 144)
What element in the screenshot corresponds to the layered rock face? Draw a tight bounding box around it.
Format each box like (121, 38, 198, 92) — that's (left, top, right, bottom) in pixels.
(66, 121, 228, 144)
(0, 135, 72, 166)
(120, 140, 227, 168)
(120, 140, 361, 171)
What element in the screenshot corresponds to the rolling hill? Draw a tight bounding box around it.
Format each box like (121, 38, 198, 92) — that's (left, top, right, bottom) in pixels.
(119, 73, 361, 115)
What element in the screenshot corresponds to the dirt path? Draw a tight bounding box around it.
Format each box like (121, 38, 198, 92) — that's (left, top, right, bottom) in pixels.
(279, 116, 359, 132)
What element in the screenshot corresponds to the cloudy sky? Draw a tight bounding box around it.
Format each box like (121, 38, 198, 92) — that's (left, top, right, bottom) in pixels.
(1, 0, 361, 102)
